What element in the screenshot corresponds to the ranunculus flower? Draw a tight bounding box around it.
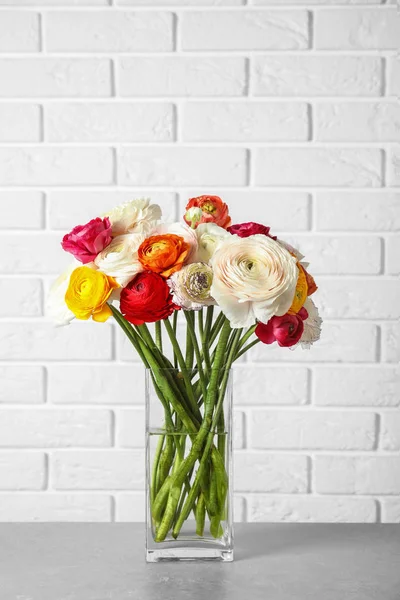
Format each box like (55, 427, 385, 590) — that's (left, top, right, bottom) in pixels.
(303, 267, 318, 296)
(227, 222, 277, 240)
(47, 262, 78, 326)
(288, 264, 309, 315)
(138, 234, 190, 278)
(296, 298, 322, 349)
(106, 198, 161, 236)
(168, 262, 215, 310)
(95, 233, 145, 287)
(120, 272, 177, 325)
(193, 223, 230, 263)
(184, 195, 231, 230)
(65, 266, 119, 322)
(255, 313, 305, 347)
(154, 222, 198, 262)
(210, 235, 298, 328)
(62, 217, 112, 264)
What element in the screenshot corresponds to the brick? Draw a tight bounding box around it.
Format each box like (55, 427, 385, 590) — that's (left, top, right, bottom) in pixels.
(0, 192, 44, 229)
(183, 102, 309, 142)
(180, 191, 310, 231)
(0, 104, 41, 142)
(315, 366, 400, 407)
(381, 414, 400, 451)
(387, 146, 400, 186)
(0, 148, 113, 186)
(45, 11, 173, 52)
(381, 499, 400, 523)
(48, 191, 177, 230)
(234, 410, 245, 450)
(0, 494, 112, 522)
(0, 0, 108, 4)
(250, 410, 376, 450)
(248, 322, 378, 363)
(254, 0, 383, 3)
(254, 56, 382, 97)
(0, 233, 70, 274)
(118, 0, 243, 4)
(382, 322, 400, 363)
(249, 496, 377, 523)
(0, 366, 44, 404)
(386, 236, 400, 275)
(315, 192, 400, 232)
(315, 9, 400, 50)
(118, 57, 246, 97)
(0, 452, 45, 490)
(317, 278, 400, 319)
(52, 450, 145, 490)
(316, 456, 400, 494)
(48, 365, 145, 405)
(118, 147, 247, 186)
(0, 11, 39, 52)
(0, 278, 42, 317)
(115, 408, 145, 448)
(115, 493, 145, 522)
(234, 366, 309, 405)
(254, 148, 382, 187)
(285, 234, 382, 274)
(182, 11, 309, 50)
(0, 322, 113, 361)
(234, 495, 246, 522)
(234, 453, 308, 493)
(315, 102, 400, 142)
(46, 102, 174, 143)
(0, 59, 111, 98)
(388, 55, 400, 97)
(0, 409, 112, 448)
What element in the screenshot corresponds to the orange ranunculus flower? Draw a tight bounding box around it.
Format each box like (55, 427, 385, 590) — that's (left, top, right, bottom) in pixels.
(138, 234, 190, 278)
(184, 195, 231, 230)
(65, 266, 119, 322)
(303, 267, 318, 296)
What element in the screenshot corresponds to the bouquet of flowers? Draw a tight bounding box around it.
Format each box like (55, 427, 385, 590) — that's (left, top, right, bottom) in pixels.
(49, 195, 321, 546)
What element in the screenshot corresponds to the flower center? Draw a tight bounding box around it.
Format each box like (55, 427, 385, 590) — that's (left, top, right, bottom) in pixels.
(202, 201, 216, 214)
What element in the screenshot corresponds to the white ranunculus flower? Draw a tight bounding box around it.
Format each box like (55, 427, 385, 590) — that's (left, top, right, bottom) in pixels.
(95, 233, 145, 287)
(106, 198, 161, 236)
(297, 298, 322, 349)
(168, 262, 215, 311)
(193, 223, 230, 264)
(210, 235, 298, 328)
(154, 221, 198, 261)
(47, 262, 78, 326)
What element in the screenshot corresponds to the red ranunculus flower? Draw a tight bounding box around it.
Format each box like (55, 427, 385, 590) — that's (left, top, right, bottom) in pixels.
(227, 221, 277, 240)
(255, 312, 306, 348)
(120, 272, 178, 325)
(62, 217, 112, 264)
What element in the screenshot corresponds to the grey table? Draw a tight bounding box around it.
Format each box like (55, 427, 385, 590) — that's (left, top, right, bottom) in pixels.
(0, 524, 399, 600)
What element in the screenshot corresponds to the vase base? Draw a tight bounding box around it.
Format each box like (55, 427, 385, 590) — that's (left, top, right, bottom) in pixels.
(146, 548, 234, 563)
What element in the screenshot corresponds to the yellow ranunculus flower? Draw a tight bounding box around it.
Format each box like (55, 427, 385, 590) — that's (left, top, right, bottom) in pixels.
(65, 266, 119, 323)
(288, 265, 308, 315)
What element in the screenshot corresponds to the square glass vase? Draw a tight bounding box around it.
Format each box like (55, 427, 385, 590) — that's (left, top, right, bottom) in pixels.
(145, 368, 234, 562)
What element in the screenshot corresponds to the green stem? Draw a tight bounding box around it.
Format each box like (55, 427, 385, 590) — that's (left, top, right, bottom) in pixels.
(155, 320, 163, 353)
(184, 311, 207, 402)
(234, 338, 260, 361)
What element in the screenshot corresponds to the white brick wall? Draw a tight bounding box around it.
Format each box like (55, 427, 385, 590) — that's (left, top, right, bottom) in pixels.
(0, 0, 398, 525)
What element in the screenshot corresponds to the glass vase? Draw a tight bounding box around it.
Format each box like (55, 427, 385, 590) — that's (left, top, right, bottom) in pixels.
(145, 368, 234, 562)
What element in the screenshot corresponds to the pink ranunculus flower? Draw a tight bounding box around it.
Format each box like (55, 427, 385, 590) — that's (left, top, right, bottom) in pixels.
(227, 222, 277, 240)
(61, 217, 113, 264)
(255, 312, 306, 348)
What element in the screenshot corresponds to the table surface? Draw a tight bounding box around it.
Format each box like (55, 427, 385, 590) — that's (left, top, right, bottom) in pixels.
(0, 524, 399, 600)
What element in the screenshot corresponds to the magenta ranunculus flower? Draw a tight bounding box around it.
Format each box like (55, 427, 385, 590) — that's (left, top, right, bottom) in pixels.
(255, 313, 305, 347)
(61, 217, 112, 264)
(227, 221, 277, 240)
